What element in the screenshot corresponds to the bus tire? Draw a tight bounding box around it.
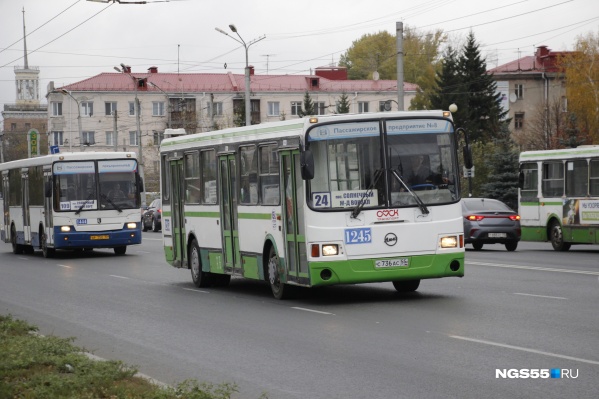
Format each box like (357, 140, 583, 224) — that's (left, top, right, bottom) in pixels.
(190, 238, 212, 287)
(11, 226, 23, 255)
(114, 246, 127, 256)
(549, 220, 571, 251)
(42, 232, 55, 259)
(392, 279, 420, 292)
(267, 245, 293, 300)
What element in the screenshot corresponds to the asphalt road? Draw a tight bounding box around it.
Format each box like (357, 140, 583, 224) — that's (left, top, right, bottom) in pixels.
(1, 235, 598, 399)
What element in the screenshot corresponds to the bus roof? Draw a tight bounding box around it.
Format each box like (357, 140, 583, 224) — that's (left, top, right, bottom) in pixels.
(519, 145, 599, 162)
(0, 152, 138, 171)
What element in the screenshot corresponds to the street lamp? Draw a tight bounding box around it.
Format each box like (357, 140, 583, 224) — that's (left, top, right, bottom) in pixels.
(57, 89, 81, 151)
(215, 25, 265, 126)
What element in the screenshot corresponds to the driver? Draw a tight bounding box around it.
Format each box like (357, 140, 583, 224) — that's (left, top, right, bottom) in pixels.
(407, 155, 431, 186)
(108, 183, 126, 200)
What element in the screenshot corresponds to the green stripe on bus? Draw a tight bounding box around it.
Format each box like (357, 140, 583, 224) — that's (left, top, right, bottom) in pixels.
(520, 201, 562, 206)
(238, 213, 273, 220)
(184, 211, 221, 218)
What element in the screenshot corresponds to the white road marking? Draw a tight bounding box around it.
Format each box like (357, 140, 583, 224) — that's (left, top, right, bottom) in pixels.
(134, 250, 152, 254)
(292, 307, 335, 315)
(57, 264, 72, 269)
(109, 275, 130, 279)
(467, 261, 599, 276)
(18, 257, 28, 261)
(449, 335, 599, 365)
(513, 292, 567, 300)
(183, 288, 209, 293)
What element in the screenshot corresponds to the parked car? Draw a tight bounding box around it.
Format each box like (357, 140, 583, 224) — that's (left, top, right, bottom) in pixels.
(462, 198, 521, 251)
(142, 199, 162, 232)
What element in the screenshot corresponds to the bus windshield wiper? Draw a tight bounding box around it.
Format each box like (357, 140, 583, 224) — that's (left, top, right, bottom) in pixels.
(75, 193, 95, 215)
(391, 169, 429, 215)
(351, 168, 384, 219)
(101, 193, 123, 213)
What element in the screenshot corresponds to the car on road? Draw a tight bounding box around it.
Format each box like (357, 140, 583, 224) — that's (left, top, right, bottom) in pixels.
(462, 197, 521, 251)
(142, 199, 161, 232)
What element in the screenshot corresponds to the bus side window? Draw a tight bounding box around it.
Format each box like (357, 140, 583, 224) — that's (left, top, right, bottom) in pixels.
(590, 160, 599, 196)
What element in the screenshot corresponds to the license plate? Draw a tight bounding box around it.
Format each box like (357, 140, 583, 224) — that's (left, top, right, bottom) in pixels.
(375, 258, 409, 268)
(488, 233, 507, 238)
(90, 235, 109, 240)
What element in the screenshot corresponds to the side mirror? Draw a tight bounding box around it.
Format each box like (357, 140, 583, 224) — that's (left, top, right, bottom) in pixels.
(300, 148, 314, 180)
(518, 170, 524, 189)
(44, 181, 52, 198)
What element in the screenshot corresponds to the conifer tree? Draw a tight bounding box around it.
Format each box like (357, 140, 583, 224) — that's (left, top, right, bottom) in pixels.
(298, 91, 315, 117)
(430, 45, 465, 122)
(336, 92, 350, 114)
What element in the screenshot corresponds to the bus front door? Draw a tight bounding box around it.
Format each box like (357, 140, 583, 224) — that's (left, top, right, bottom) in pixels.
(1, 173, 8, 242)
(219, 154, 241, 275)
(43, 169, 53, 246)
(169, 159, 187, 267)
(281, 151, 308, 284)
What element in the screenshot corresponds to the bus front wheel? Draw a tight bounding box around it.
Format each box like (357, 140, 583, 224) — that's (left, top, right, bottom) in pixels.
(190, 239, 212, 288)
(393, 279, 420, 292)
(11, 226, 23, 255)
(267, 246, 293, 300)
(549, 221, 571, 251)
(114, 246, 127, 256)
(41, 232, 55, 258)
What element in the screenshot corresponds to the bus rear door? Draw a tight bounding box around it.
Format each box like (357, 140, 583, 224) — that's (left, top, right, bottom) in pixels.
(168, 158, 187, 267)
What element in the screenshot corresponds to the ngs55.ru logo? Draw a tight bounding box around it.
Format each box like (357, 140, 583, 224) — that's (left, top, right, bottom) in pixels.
(496, 369, 578, 379)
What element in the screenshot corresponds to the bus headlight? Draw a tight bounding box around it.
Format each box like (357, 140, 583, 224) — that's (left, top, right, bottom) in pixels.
(322, 244, 339, 256)
(440, 235, 458, 248)
(126, 222, 137, 229)
(60, 226, 71, 232)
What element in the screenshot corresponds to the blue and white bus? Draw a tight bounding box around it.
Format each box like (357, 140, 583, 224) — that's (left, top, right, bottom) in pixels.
(0, 152, 143, 257)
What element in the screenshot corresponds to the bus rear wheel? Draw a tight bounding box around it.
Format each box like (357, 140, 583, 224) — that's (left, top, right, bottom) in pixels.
(190, 239, 212, 287)
(550, 221, 571, 251)
(11, 226, 23, 255)
(392, 279, 420, 292)
(267, 246, 294, 300)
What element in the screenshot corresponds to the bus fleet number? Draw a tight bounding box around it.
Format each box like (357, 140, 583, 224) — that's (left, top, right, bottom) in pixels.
(345, 228, 372, 244)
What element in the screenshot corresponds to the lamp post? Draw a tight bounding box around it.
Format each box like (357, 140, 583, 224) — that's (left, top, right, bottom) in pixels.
(58, 89, 81, 151)
(215, 25, 265, 126)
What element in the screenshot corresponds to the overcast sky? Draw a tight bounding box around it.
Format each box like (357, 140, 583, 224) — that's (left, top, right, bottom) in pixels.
(1, 0, 597, 126)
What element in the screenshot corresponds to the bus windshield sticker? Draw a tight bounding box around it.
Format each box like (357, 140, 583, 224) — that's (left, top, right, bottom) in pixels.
(344, 228, 372, 244)
(331, 190, 378, 208)
(312, 192, 331, 208)
(308, 122, 380, 141)
(61, 200, 97, 211)
(386, 119, 452, 135)
(53, 161, 95, 175)
(98, 159, 137, 173)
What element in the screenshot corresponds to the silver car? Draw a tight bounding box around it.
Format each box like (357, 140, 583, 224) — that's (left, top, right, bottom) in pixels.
(462, 198, 521, 251)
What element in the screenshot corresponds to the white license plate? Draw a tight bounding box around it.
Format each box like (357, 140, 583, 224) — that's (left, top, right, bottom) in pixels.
(488, 233, 507, 238)
(375, 258, 409, 268)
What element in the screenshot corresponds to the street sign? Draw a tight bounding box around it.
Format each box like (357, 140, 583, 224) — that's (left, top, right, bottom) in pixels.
(463, 166, 475, 178)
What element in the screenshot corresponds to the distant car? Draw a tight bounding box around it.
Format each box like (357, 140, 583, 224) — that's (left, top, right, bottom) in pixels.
(142, 199, 161, 232)
(462, 198, 521, 251)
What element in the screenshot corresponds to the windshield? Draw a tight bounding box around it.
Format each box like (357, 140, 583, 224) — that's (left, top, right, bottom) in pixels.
(53, 159, 140, 212)
(306, 118, 459, 211)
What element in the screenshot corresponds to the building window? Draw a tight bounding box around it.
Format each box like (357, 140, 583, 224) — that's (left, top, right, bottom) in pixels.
(358, 102, 369, 113)
(10, 123, 16, 131)
(153, 130, 164, 145)
(514, 84, 523, 100)
(314, 102, 326, 115)
(561, 96, 568, 113)
(52, 102, 63, 116)
(267, 101, 280, 116)
(106, 131, 115, 146)
(514, 112, 524, 130)
(379, 101, 389, 112)
(81, 101, 93, 116)
(152, 101, 165, 116)
(208, 102, 223, 116)
(52, 131, 64, 146)
(129, 131, 138, 146)
(105, 102, 117, 116)
(82, 131, 95, 145)
(129, 101, 136, 116)
(291, 101, 302, 116)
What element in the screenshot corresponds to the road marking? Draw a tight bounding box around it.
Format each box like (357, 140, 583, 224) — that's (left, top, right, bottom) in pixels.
(291, 307, 335, 315)
(449, 335, 599, 365)
(18, 257, 28, 261)
(514, 292, 567, 300)
(183, 288, 209, 293)
(467, 261, 599, 276)
(135, 250, 152, 254)
(57, 264, 72, 269)
(109, 275, 130, 279)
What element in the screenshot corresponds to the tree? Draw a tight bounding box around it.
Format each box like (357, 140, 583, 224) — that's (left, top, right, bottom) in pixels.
(336, 92, 350, 114)
(479, 122, 520, 210)
(298, 91, 315, 117)
(560, 30, 599, 144)
(429, 46, 465, 120)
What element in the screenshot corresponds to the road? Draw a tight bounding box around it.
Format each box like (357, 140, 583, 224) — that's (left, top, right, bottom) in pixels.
(1, 235, 598, 399)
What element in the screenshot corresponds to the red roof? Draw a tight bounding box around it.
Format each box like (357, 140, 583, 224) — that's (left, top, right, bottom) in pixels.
(61, 70, 417, 94)
(488, 45, 576, 74)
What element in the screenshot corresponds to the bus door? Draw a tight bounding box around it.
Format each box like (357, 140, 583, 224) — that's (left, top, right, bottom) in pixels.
(1, 172, 8, 241)
(219, 154, 241, 275)
(21, 169, 31, 244)
(43, 167, 53, 245)
(169, 158, 187, 267)
(281, 150, 308, 284)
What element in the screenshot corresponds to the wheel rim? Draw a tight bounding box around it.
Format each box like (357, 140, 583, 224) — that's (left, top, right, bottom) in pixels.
(268, 254, 281, 290)
(552, 224, 563, 245)
(191, 246, 200, 280)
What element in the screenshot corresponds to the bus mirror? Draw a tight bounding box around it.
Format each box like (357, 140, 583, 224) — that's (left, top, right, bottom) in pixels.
(518, 171, 524, 189)
(463, 147, 473, 169)
(45, 181, 52, 198)
(300, 149, 314, 180)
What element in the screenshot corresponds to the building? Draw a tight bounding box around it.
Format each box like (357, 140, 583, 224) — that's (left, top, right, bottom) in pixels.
(46, 65, 418, 191)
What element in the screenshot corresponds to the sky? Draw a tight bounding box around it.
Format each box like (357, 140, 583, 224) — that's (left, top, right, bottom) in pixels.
(1, 0, 598, 128)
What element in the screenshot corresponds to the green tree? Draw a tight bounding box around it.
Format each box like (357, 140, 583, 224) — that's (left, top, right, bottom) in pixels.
(336, 92, 350, 113)
(479, 122, 520, 210)
(298, 91, 315, 117)
(233, 97, 245, 127)
(429, 45, 465, 121)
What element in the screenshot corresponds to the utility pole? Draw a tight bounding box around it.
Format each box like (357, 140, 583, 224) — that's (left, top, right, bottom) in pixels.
(396, 21, 404, 111)
(113, 110, 118, 152)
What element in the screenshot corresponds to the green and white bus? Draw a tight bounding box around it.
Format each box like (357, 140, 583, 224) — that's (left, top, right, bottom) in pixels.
(518, 146, 599, 250)
(160, 111, 470, 299)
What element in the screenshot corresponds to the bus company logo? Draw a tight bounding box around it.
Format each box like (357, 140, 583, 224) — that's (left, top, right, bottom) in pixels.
(377, 209, 399, 221)
(495, 368, 579, 379)
(384, 233, 397, 246)
(97, 218, 102, 224)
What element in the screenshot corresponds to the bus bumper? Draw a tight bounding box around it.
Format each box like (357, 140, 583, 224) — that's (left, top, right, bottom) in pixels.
(53, 226, 142, 249)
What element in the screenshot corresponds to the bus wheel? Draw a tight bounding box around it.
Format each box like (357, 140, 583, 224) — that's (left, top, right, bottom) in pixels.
(267, 246, 292, 299)
(392, 279, 420, 292)
(114, 246, 127, 256)
(550, 221, 571, 251)
(41, 233, 55, 258)
(11, 226, 23, 255)
(190, 239, 211, 287)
